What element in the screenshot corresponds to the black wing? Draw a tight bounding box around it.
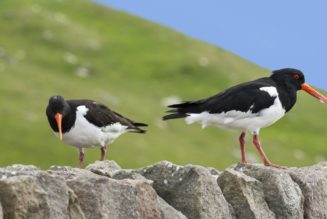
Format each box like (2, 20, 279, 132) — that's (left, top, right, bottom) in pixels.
(163, 77, 277, 120)
(69, 100, 147, 133)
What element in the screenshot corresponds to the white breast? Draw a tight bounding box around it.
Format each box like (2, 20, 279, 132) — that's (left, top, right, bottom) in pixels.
(55, 106, 128, 148)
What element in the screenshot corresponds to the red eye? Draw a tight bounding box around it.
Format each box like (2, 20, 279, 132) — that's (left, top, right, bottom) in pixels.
(293, 74, 300, 80)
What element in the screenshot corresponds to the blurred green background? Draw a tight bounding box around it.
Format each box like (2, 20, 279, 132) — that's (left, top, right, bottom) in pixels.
(1, 0, 327, 169)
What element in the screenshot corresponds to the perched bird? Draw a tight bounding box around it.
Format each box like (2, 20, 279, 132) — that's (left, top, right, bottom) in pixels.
(46, 95, 147, 167)
(163, 68, 327, 168)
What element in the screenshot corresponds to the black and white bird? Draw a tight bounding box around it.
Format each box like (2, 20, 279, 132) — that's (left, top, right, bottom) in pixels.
(163, 68, 327, 168)
(46, 96, 147, 167)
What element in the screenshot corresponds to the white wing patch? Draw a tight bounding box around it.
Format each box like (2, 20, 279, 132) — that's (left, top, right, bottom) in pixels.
(76, 105, 89, 115)
(102, 123, 128, 133)
(259, 86, 278, 97)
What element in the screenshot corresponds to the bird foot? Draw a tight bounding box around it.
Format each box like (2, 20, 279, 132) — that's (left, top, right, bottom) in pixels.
(240, 160, 248, 166)
(264, 162, 287, 169)
(242, 159, 248, 164)
(77, 162, 83, 168)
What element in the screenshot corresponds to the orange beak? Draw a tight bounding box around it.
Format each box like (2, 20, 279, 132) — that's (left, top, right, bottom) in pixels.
(54, 113, 63, 141)
(301, 83, 327, 104)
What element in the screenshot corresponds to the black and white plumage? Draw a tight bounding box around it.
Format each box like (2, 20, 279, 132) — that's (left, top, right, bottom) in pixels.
(163, 68, 327, 168)
(46, 96, 147, 167)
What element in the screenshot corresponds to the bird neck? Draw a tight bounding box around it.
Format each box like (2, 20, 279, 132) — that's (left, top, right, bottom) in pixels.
(275, 83, 298, 112)
(61, 106, 76, 133)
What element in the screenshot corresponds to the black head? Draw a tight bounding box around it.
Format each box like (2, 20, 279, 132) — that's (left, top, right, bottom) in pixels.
(270, 68, 305, 90)
(48, 95, 67, 114)
(271, 68, 327, 104)
(47, 95, 70, 140)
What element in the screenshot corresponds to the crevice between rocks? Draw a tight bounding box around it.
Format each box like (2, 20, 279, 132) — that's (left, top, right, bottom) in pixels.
(288, 172, 306, 217)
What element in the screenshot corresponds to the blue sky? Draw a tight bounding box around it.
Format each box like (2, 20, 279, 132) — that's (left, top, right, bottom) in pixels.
(96, 0, 327, 90)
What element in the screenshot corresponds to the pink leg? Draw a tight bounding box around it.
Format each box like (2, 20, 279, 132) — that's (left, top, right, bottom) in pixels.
(78, 148, 84, 168)
(253, 134, 286, 169)
(239, 132, 247, 164)
(100, 145, 107, 161)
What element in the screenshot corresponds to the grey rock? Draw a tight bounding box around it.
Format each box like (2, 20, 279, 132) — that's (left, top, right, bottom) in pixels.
(227, 203, 237, 219)
(1, 160, 327, 219)
(112, 169, 186, 218)
(0, 165, 84, 219)
(49, 166, 183, 219)
(108, 178, 163, 219)
(157, 196, 187, 219)
(288, 162, 327, 219)
(137, 161, 231, 219)
(218, 167, 275, 219)
(0, 164, 40, 178)
(49, 167, 119, 219)
(240, 164, 304, 219)
(0, 201, 3, 219)
(85, 160, 121, 177)
(68, 188, 86, 219)
(208, 167, 220, 176)
(112, 169, 153, 183)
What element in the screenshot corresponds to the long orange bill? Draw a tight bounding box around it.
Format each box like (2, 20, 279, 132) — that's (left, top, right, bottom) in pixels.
(301, 83, 327, 104)
(54, 113, 63, 141)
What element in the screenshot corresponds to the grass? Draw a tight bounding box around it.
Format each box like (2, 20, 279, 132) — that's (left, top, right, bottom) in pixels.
(0, 0, 327, 169)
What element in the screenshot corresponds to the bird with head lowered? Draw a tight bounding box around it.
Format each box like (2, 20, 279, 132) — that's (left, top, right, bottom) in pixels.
(46, 95, 147, 167)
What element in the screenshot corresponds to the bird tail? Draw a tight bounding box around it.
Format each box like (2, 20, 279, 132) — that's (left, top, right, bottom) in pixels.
(128, 122, 148, 134)
(133, 122, 148, 127)
(162, 113, 187, 121)
(162, 101, 203, 121)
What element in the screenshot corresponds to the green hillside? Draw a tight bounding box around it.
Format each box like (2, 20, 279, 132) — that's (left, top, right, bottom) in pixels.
(1, 0, 326, 169)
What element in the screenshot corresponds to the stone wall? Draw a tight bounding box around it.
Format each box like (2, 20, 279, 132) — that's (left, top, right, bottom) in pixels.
(0, 160, 327, 219)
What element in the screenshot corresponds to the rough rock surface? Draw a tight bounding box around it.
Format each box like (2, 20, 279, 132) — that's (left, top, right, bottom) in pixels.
(86, 160, 121, 177)
(218, 167, 275, 219)
(218, 163, 305, 219)
(48, 166, 185, 219)
(0, 161, 327, 219)
(242, 164, 304, 219)
(136, 161, 231, 219)
(288, 162, 327, 219)
(0, 164, 84, 219)
(0, 201, 3, 219)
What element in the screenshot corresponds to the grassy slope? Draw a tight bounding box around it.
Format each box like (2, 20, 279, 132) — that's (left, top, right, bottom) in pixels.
(0, 0, 326, 169)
